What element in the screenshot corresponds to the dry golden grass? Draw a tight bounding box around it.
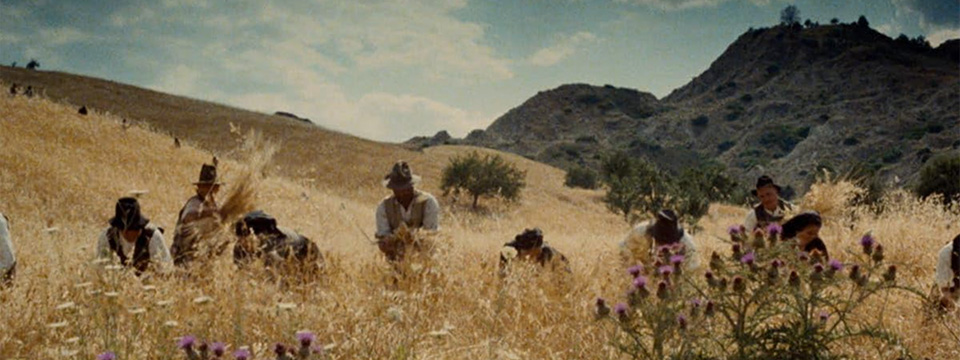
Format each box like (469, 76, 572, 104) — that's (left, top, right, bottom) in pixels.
(0, 88, 958, 359)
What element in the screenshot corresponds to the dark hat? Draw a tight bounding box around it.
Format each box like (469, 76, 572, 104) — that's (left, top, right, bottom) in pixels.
(193, 164, 223, 186)
(505, 228, 544, 250)
(383, 161, 421, 190)
(751, 175, 782, 196)
(242, 210, 277, 234)
(109, 197, 149, 231)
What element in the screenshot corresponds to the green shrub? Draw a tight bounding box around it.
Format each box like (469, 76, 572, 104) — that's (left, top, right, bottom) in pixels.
(915, 154, 960, 204)
(564, 166, 599, 189)
(717, 141, 736, 153)
(881, 147, 903, 164)
(691, 115, 709, 127)
(441, 151, 527, 209)
(842, 137, 859, 146)
(758, 125, 810, 153)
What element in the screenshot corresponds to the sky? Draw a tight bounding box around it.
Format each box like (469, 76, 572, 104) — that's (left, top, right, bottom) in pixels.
(0, 0, 956, 142)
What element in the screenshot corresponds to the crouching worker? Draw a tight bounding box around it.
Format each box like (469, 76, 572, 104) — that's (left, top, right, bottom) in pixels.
(95, 197, 172, 275)
(375, 161, 440, 262)
(935, 234, 960, 311)
(620, 209, 700, 272)
(499, 228, 570, 276)
(781, 211, 829, 259)
(1, 213, 15, 287)
(233, 210, 323, 278)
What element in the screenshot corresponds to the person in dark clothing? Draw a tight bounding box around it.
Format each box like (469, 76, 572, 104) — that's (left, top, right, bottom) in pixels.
(233, 210, 323, 277)
(95, 197, 172, 275)
(781, 211, 829, 259)
(499, 228, 570, 275)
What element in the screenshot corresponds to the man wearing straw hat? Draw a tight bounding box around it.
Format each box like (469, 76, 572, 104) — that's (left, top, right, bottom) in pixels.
(375, 161, 440, 260)
(95, 197, 172, 275)
(0, 213, 15, 286)
(171, 162, 223, 266)
(743, 175, 793, 232)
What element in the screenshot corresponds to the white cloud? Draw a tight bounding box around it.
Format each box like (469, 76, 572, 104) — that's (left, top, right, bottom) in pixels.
(927, 28, 960, 46)
(528, 31, 598, 67)
(875, 23, 903, 37)
(615, 0, 772, 11)
(892, 0, 960, 30)
(37, 27, 92, 45)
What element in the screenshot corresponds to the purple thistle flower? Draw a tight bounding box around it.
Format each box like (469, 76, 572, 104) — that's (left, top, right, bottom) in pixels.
(740, 252, 755, 265)
(771, 259, 784, 268)
(614, 303, 629, 316)
(670, 254, 685, 265)
(657, 280, 670, 299)
(860, 234, 875, 247)
(178, 335, 197, 350)
(97, 352, 117, 360)
(274, 343, 287, 356)
(727, 225, 742, 236)
(705, 300, 716, 316)
(732, 276, 746, 292)
(813, 263, 824, 273)
(677, 314, 688, 330)
(691, 298, 702, 307)
(798, 251, 810, 262)
(633, 275, 649, 289)
(766, 223, 782, 237)
(596, 297, 606, 307)
(627, 264, 644, 278)
(297, 331, 316, 348)
(819, 311, 830, 323)
(233, 349, 251, 360)
(828, 259, 843, 272)
(658, 265, 674, 277)
(212, 342, 226, 357)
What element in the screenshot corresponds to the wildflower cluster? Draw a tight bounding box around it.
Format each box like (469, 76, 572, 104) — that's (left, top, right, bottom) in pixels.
(596, 227, 922, 359)
(176, 331, 325, 360)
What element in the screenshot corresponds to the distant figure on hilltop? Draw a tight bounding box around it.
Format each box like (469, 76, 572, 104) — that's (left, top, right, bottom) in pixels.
(171, 163, 222, 267)
(499, 228, 570, 276)
(232, 210, 323, 278)
(8, 83, 17, 95)
(95, 197, 172, 275)
(743, 175, 793, 233)
(375, 161, 441, 261)
(26, 59, 39, 70)
(23, 86, 33, 97)
(620, 209, 700, 272)
(0, 213, 16, 287)
(935, 234, 960, 310)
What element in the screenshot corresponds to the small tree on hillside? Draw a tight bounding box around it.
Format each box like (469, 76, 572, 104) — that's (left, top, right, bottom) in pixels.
(915, 154, 960, 204)
(565, 166, 599, 189)
(780, 5, 800, 25)
(600, 152, 668, 222)
(441, 152, 526, 209)
(26, 59, 39, 70)
(857, 15, 869, 28)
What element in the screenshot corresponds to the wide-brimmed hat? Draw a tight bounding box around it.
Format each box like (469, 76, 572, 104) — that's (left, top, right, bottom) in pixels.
(241, 210, 277, 234)
(383, 161, 421, 190)
(109, 197, 149, 231)
(505, 228, 544, 250)
(750, 175, 782, 196)
(193, 164, 223, 186)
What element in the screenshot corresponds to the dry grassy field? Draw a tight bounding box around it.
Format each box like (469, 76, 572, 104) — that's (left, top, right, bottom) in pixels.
(0, 86, 957, 359)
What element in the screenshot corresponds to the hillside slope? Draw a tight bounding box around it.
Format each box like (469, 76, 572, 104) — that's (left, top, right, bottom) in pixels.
(425, 22, 959, 193)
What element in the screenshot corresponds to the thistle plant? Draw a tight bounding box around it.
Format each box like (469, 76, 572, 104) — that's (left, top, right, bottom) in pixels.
(596, 228, 926, 359)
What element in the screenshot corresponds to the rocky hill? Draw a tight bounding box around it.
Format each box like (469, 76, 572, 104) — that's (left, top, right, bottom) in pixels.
(413, 21, 959, 193)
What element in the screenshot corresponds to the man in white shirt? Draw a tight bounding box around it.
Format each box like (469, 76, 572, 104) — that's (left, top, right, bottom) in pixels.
(0, 213, 15, 286)
(375, 161, 440, 261)
(935, 234, 960, 310)
(620, 209, 699, 271)
(95, 197, 172, 275)
(743, 175, 793, 232)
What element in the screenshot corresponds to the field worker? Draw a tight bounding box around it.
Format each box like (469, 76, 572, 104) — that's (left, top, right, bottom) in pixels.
(499, 228, 570, 275)
(934, 234, 960, 310)
(0, 213, 15, 286)
(232, 210, 322, 274)
(171, 162, 222, 266)
(781, 211, 829, 259)
(95, 197, 172, 275)
(620, 209, 700, 271)
(375, 161, 440, 259)
(743, 175, 793, 233)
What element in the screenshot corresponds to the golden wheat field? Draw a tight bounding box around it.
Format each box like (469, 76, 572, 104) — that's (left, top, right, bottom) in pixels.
(0, 89, 958, 359)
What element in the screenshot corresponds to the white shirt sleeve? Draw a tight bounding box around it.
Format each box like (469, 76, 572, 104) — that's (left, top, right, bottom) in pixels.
(680, 232, 700, 270)
(95, 229, 113, 260)
(149, 230, 173, 264)
(620, 223, 652, 265)
(375, 199, 391, 238)
(743, 209, 758, 232)
(935, 243, 955, 288)
(422, 194, 441, 231)
(0, 214, 15, 273)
